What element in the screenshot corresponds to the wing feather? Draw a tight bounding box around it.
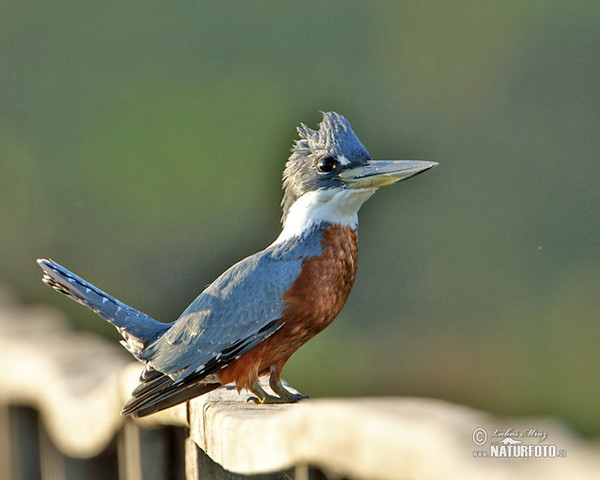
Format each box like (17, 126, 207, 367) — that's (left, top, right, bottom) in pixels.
(123, 229, 324, 416)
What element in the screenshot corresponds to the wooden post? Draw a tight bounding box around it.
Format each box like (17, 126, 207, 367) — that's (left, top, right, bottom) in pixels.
(184, 436, 295, 480)
(0, 404, 13, 480)
(7, 407, 42, 480)
(119, 421, 185, 480)
(39, 424, 65, 480)
(119, 420, 142, 480)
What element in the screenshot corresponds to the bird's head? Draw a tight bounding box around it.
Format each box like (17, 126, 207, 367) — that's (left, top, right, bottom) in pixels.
(277, 112, 437, 242)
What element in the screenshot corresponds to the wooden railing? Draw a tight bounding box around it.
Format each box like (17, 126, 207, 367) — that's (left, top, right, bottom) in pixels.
(1, 284, 598, 480)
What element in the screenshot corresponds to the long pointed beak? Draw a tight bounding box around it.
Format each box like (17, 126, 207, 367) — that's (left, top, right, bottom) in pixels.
(339, 160, 438, 189)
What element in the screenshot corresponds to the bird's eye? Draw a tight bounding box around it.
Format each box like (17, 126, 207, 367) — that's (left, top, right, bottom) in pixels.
(317, 156, 338, 173)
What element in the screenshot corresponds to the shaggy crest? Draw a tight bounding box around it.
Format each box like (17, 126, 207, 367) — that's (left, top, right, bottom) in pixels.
(294, 112, 353, 155)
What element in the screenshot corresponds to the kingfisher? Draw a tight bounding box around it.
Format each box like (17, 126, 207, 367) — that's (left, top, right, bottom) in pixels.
(38, 112, 436, 417)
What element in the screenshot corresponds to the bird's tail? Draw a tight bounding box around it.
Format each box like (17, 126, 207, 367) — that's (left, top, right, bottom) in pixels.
(37, 259, 169, 357)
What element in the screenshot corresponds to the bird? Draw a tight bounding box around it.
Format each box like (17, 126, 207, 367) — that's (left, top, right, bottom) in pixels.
(37, 112, 437, 417)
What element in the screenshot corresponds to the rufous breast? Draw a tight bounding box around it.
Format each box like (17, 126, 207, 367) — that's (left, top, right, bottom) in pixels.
(218, 223, 358, 390)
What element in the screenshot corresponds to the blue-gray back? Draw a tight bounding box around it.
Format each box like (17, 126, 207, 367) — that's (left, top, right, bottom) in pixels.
(141, 226, 325, 382)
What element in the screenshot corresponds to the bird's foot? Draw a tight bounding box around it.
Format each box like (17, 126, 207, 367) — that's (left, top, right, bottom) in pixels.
(270, 390, 308, 402)
(248, 379, 308, 404)
(247, 394, 295, 404)
(269, 372, 308, 402)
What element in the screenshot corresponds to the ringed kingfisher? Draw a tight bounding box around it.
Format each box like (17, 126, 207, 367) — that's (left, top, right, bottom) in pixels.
(38, 112, 436, 417)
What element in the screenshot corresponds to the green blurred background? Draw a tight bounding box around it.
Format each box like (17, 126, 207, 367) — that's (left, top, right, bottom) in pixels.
(1, 2, 598, 435)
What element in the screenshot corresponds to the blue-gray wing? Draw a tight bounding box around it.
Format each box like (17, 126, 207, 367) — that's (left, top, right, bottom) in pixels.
(140, 231, 323, 383)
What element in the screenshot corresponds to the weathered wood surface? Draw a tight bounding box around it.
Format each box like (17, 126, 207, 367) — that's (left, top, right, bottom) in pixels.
(186, 391, 600, 479)
(1, 284, 599, 479)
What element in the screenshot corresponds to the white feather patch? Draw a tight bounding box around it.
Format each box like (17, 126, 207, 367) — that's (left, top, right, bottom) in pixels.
(337, 154, 351, 166)
(272, 188, 375, 245)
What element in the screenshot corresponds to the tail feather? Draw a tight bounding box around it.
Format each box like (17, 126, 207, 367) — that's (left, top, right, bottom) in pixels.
(121, 367, 220, 417)
(37, 258, 169, 356)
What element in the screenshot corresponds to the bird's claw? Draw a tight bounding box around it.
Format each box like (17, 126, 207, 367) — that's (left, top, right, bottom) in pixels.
(249, 378, 308, 404)
(248, 394, 303, 404)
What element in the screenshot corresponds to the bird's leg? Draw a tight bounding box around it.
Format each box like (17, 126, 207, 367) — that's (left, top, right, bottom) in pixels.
(268, 365, 308, 402)
(249, 378, 289, 404)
